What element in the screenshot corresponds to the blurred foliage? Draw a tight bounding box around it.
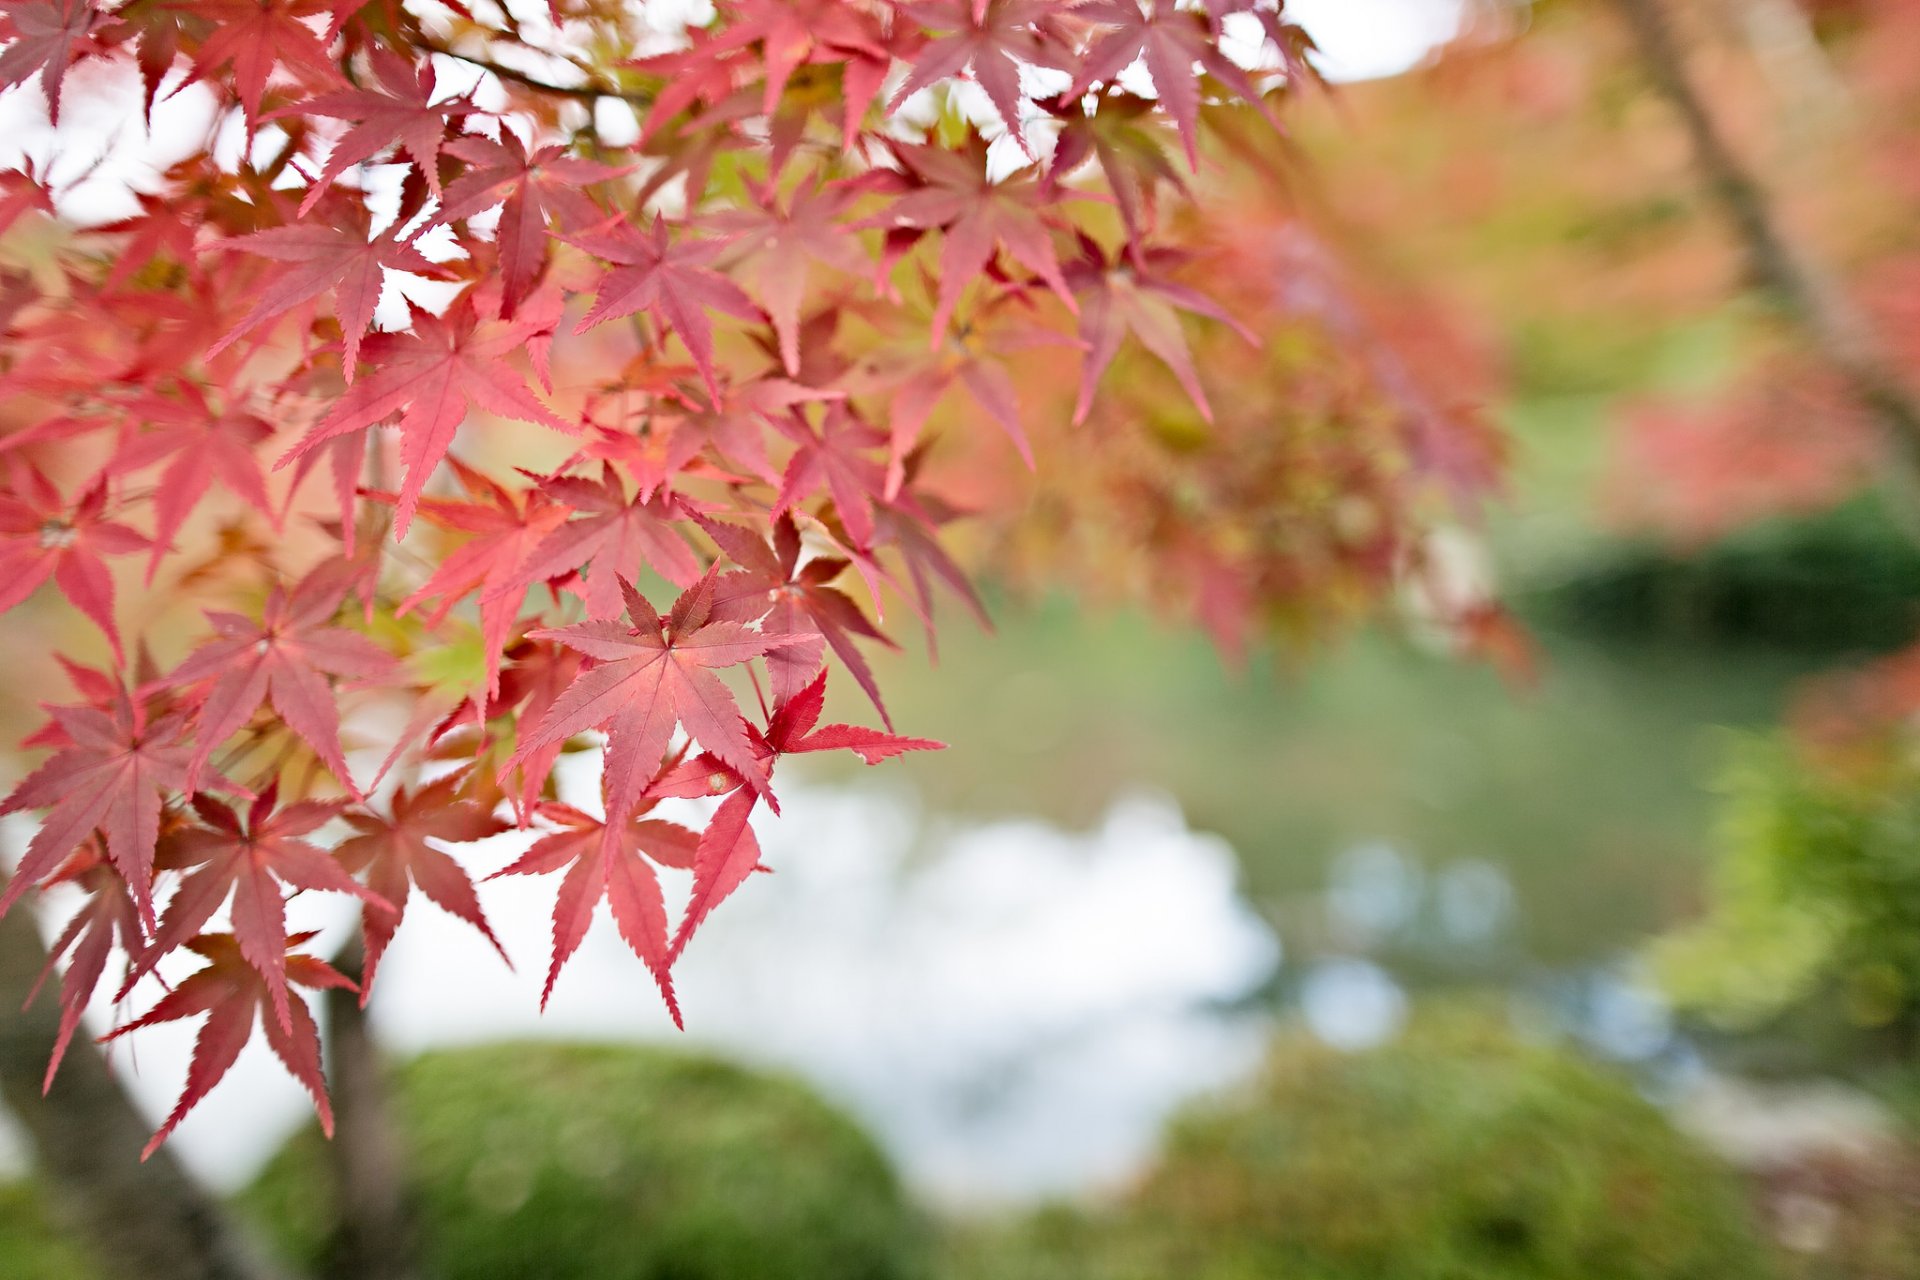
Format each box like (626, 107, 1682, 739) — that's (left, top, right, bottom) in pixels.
(1652, 736, 1920, 1050)
(940, 1011, 1768, 1280)
(243, 1043, 929, 1280)
(0, 1182, 100, 1280)
(1517, 501, 1920, 660)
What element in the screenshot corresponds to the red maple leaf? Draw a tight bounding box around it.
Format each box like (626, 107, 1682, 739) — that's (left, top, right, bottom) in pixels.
(567, 215, 762, 406)
(655, 668, 939, 961)
(277, 297, 574, 535)
(1064, 236, 1251, 424)
(866, 138, 1076, 343)
(207, 216, 443, 377)
(394, 459, 570, 697)
(24, 838, 142, 1090)
(709, 175, 868, 376)
(127, 786, 381, 1033)
(112, 381, 277, 577)
(105, 931, 354, 1159)
(511, 468, 703, 621)
(771, 402, 890, 549)
(485, 798, 697, 1019)
(705, 512, 898, 721)
(0, 0, 110, 124)
(166, 559, 399, 793)
(335, 774, 510, 999)
(510, 574, 803, 821)
(666, 788, 762, 963)
(759, 667, 944, 763)
(281, 46, 477, 214)
(888, 0, 1072, 157)
(167, 0, 350, 125)
(1070, 0, 1269, 169)
(431, 133, 628, 319)
(0, 467, 147, 657)
(0, 680, 191, 928)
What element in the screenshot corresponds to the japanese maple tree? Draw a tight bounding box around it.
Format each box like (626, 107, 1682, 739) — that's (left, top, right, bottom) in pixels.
(0, 0, 1498, 1156)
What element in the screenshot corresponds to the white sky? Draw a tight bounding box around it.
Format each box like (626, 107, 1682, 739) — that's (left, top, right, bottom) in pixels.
(1294, 0, 1469, 81)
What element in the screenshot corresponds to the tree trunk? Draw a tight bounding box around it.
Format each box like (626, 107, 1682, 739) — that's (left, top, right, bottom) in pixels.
(318, 934, 423, 1280)
(0, 894, 298, 1280)
(1606, 0, 1920, 527)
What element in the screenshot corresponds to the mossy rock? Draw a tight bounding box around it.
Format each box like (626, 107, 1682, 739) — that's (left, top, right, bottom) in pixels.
(1109, 1012, 1770, 1280)
(0, 1181, 103, 1280)
(243, 1042, 929, 1280)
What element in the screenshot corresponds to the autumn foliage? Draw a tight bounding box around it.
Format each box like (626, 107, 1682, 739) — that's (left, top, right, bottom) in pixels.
(0, 0, 1497, 1154)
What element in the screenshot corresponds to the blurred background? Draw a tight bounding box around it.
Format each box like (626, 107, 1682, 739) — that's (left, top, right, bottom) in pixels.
(10, 0, 1920, 1276)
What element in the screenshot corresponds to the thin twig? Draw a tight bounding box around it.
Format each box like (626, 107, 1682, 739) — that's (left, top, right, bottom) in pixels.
(416, 33, 655, 107)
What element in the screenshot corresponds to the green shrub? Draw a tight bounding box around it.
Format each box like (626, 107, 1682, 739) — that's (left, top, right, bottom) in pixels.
(243, 1042, 929, 1280)
(1065, 1012, 1770, 1280)
(1652, 738, 1920, 1050)
(1130, 1013, 1768, 1279)
(0, 1181, 101, 1280)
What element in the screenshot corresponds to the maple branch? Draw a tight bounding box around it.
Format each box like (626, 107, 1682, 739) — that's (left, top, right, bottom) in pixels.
(318, 934, 422, 1280)
(415, 34, 655, 107)
(1607, 0, 1920, 527)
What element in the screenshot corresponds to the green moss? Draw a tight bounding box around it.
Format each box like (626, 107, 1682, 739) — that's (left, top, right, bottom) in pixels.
(1114, 1012, 1769, 1280)
(0, 1181, 103, 1280)
(243, 1042, 929, 1280)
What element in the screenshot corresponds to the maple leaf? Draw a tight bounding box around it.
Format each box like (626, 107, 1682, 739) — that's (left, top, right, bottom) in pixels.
(657, 669, 939, 961)
(167, 0, 350, 125)
(281, 46, 477, 215)
(105, 931, 354, 1158)
(277, 297, 574, 535)
(511, 468, 703, 621)
(772, 403, 890, 550)
(335, 774, 510, 1000)
(485, 799, 697, 1020)
(431, 133, 628, 319)
(0, 682, 196, 933)
(652, 667, 943, 799)
(1064, 236, 1251, 424)
(125, 786, 379, 1034)
(24, 839, 142, 1090)
(666, 789, 762, 963)
(461, 637, 584, 820)
(394, 459, 569, 697)
(206, 217, 442, 377)
(0, 466, 147, 657)
(867, 139, 1077, 343)
(888, 0, 1072, 156)
(166, 559, 399, 794)
(1041, 90, 1186, 244)
(709, 176, 868, 376)
(112, 381, 277, 577)
(708, 0, 892, 146)
(567, 215, 762, 406)
(706, 512, 898, 721)
(761, 667, 944, 763)
(0, 0, 109, 124)
(1070, 0, 1270, 169)
(511, 574, 803, 821)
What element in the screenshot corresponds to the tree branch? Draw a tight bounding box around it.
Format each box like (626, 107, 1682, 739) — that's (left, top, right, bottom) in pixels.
(416, 34, 655, 107)
(1607, 0, 1920, 520)
(317, 934, 422, 1280)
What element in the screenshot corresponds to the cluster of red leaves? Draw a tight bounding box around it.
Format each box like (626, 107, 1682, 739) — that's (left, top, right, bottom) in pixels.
(0, 0, 1488, 1154)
